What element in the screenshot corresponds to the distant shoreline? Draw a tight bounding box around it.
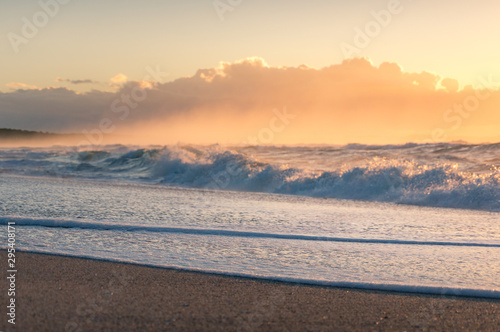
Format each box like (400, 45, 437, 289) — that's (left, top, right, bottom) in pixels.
(0, 128, 88, 146)
(0, 128, 72, 139)
(1, 128, 497, 147)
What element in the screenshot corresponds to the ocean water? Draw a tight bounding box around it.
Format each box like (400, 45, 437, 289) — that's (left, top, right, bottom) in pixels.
(1, 143, 499, 298)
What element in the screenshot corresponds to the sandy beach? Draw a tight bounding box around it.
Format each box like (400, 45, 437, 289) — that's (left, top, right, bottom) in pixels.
(0, 252, 498, 331)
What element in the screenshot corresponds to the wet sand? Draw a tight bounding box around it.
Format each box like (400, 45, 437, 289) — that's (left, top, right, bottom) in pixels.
(1, 252, 499, 331)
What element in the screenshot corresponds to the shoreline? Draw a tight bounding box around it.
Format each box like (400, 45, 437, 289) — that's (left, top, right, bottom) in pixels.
(10, 249, 500, 300)
(1, 252, 499, 331)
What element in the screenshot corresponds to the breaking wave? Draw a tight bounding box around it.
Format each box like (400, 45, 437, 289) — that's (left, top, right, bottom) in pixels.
(1, 143, 499, 211)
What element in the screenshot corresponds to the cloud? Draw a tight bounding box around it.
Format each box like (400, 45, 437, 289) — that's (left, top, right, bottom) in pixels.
(1, 57, 499, 144)
(440, 78, 460, 93)
(110, 74, 128, 85)
(6, 82, 39, 90)
(56, 78, 97, 85)
(0, 87, 114, 131)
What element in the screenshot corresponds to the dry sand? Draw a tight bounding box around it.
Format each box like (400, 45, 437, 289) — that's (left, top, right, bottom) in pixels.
(1, 252, 499, 331)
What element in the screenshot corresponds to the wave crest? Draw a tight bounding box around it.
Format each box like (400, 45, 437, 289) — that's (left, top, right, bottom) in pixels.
(1, 144, 499, 211)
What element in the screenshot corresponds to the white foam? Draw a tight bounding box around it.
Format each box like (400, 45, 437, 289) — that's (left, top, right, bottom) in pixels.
(2, 216, 499, 248)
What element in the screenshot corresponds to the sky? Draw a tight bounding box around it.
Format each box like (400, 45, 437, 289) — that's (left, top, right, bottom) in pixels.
(1, 0, 500, 144)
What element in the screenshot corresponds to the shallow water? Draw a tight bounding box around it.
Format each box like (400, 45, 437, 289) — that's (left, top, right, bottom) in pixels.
(2, 174, 499, 298)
